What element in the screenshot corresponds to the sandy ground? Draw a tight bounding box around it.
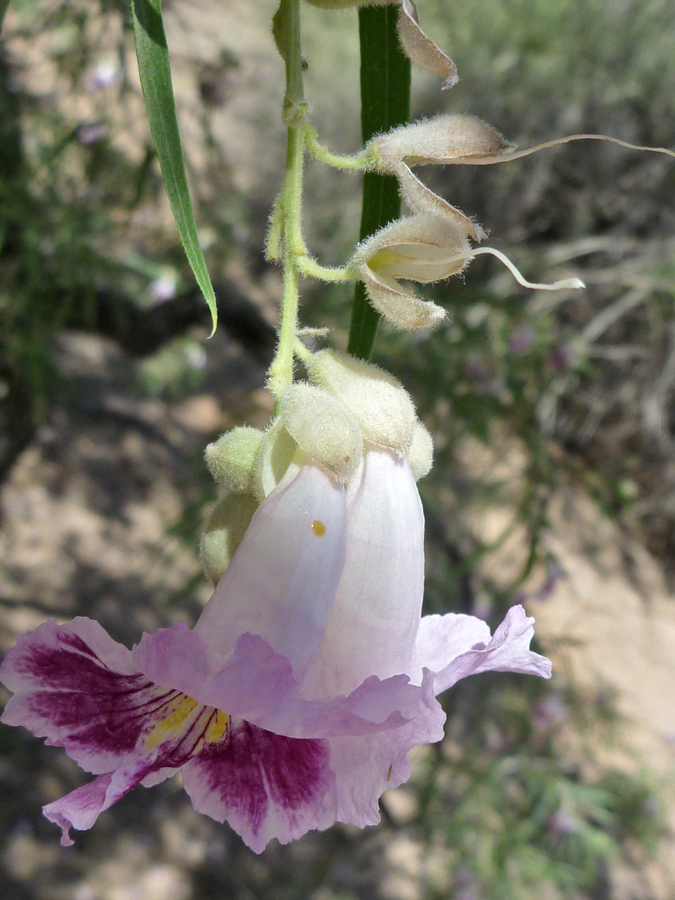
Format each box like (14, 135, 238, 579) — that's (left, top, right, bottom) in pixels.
(533, 497, 675, 899)
(465, 441, 675, 899)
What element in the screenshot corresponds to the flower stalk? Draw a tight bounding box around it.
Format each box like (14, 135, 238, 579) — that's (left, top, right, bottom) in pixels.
(268, 0, 309, 399)
(7, 0, 672, 856)
(304, 125, 375, 171)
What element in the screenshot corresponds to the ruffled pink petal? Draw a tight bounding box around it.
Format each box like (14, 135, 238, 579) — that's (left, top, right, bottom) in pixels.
(43, 754, 167, 846)
(301, 450, 425, 698)
(182, 721, 332, 853)
(321, 670, 445, 828)
(0, 618, 167, 774)
(416, 613, 491, 673)
(194, 463, 347, 681)
(418, 605, 552, 695)
(43, 775, 113, 846)
(134, 625, 424, 739)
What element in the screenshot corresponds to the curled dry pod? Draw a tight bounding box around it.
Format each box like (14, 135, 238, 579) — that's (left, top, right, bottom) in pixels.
(373, 115, 513, 170)
(397, 0, 457, 89)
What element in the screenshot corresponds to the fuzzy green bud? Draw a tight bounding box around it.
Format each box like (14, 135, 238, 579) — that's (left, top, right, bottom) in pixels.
(205, 426, 264, 493)
(308, 350, 417, 453)
(199, 492, 260, 586)
(280, 383, 362, 482)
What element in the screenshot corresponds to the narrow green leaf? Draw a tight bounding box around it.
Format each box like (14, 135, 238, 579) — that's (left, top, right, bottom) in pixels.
(130, 0, 218, 334)
(347, 6, 411, 361)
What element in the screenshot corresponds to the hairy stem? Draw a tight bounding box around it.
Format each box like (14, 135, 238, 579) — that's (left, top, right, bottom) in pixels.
(268, 0, 306, 398)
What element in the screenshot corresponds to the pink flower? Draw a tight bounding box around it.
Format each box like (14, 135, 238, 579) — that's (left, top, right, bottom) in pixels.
(0, 357, 551, 852)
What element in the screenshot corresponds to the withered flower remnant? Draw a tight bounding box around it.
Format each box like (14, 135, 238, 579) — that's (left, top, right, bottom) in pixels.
(303, 0, 457, 89)
(369, 114, 514, 170)
(348, 214, 471, 330)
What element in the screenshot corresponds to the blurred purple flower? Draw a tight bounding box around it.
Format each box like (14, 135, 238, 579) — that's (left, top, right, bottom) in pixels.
(149, 273, 178, 304)
(547, 344, 573, 372)
(86, 58, 121, 93)
(532, 693, 568, 734)
(547, 807, 580, 838)
(77, 122, 108, 146)
(508, 327, 536, 355)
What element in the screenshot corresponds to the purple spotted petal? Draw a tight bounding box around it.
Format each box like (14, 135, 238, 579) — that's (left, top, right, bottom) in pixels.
(134, 625, 422, 739)
(418, 604, 552, 694)
(0, 618, 167, 774)
(182, 722, 332, 853)
(43, 728, 205, 848)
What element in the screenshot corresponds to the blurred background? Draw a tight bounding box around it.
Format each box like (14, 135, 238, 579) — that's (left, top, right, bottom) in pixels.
(1, 0, 675, 897)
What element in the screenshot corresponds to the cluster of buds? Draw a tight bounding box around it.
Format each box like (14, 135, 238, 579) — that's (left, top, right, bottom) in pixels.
(201, 350, 433, 587)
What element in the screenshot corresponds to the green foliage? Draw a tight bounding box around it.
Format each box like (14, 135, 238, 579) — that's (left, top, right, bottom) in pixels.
(402, 673, 664, 900)
(0, 0, 10, 31)
(0, 0, 242, 478)
(347, 6, 410, 361)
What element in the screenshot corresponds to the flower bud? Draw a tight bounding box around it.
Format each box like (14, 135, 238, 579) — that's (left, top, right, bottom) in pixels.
(280, 383, 362, 482)
(199, 492, 260, 586)
(205, 426, 264, 493)
(407, 420, 434, 480)
(308, 350, 417, 454)
(254, 418, 298, 500)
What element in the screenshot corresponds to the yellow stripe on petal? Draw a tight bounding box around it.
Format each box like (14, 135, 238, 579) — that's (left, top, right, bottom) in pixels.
(145, 695, 199, 750)
(144, 693, 231, 753)
(203, 709, 230, 744)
